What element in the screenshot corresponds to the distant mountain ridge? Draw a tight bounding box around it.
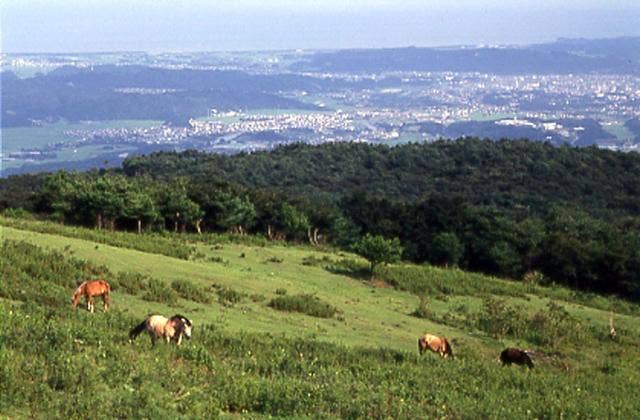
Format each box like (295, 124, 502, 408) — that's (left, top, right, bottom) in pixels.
(292, 37, 640, 74)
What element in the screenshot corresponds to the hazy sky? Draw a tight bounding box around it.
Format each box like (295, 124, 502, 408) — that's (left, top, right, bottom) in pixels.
(2, 0, 640, 53)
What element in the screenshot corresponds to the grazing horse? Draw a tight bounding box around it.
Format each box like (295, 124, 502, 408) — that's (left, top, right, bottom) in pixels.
(71, 280, 110, 313)
(129, 314, 193, 346)
(500, 348, 534, 369)
(418, 333, 453, 358)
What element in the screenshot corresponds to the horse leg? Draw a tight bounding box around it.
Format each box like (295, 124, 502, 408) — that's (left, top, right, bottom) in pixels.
(176, 334, 183, 346)
(103, 293, 109, 312)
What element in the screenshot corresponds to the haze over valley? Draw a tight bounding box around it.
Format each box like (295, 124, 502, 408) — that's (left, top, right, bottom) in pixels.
(2, 37, 640, 175)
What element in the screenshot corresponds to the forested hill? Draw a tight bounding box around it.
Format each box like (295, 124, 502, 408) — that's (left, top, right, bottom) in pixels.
(123, 138, 640, 218)
(292, 38, 640, 74)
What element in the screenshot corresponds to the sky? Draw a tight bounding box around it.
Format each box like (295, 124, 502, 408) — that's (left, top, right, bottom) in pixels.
(2, 0, 640, 53)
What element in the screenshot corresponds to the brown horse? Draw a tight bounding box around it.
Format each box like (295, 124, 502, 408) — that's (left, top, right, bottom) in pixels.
(129, 314, 193, 346)
(418, 333, 453, 358)
(500, 348, 534, 369)
(71, 280, 110, 313)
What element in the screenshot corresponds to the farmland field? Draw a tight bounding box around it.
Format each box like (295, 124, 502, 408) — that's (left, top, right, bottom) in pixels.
(1, 120, 161, 171)
(1, 217, 639, 418)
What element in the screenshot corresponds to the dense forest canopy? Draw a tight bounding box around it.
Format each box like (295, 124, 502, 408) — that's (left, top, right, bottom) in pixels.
(2, 138, 639, 299)
(122, 138, 640, 218)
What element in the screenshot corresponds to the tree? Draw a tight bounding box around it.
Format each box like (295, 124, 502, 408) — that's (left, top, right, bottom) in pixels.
(87, 175, 129, 230)
(279, 203, 310, 241)
(214, 192, 256, 234)
(430, 232, 463, 267)
(353, 234, 403, 277)
(159, 178, 204, 233)
(124, 186, 159, 233)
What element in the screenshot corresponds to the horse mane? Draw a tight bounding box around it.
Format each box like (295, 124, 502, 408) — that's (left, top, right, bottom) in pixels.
(169, 314, 191, 337)
(71, 281, 87, 306)
(170, 314, 192, 326)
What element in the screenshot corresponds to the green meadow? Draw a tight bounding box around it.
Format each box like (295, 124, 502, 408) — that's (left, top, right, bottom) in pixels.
(1, 217, 639, 418)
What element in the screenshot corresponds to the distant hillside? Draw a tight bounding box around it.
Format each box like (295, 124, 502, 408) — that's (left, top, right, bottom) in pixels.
(292, 37, 640, 74)
(0, 66, 326, 127)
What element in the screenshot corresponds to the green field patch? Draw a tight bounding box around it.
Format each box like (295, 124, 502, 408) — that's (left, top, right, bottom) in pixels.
(2, 119, 161, 154)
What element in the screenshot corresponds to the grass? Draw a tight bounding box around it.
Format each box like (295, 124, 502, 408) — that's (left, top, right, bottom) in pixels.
(1, 218, 640, 417)
(268, 293, 338, 318)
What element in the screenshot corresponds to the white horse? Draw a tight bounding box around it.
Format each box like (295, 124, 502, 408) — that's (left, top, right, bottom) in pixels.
(129, 314, 193, 346)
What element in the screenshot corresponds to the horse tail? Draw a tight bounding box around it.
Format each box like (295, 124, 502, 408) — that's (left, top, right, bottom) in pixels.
(129, 319, 148, 340)
(418, 337, 424, 354)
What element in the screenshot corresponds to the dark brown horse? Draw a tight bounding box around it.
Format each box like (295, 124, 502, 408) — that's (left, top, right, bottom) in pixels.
(418, 333, 453, 358)
(71, 280, 110, 313)
(500, 348, 534, 368)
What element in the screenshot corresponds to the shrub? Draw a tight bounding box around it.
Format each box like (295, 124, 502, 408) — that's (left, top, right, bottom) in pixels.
(1, 207, 33, 219)
(171, 279, 212, 304)
(214, 285, 246, 305)
(527, 301, 584, 347)
(325, 258, 370, 279)
(352, 234, 403, 275)
(473, 297, 528, 339)
(264, 256, 283, 264)
(209, 256, 229, 265)
(112, 271, 149, 294)
(268, 294, 337, 318)
(142, 279, 179, 304)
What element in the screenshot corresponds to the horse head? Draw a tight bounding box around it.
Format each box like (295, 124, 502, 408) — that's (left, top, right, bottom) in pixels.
(71, 283, 84, 308)
(442, 338, 454, 358)
(172, 315, 193, 340)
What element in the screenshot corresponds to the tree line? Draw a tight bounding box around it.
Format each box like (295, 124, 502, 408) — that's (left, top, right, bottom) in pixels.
(1, 138, 639, 299)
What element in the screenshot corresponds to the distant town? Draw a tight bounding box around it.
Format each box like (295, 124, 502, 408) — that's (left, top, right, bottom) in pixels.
(2, 43, 640, 175)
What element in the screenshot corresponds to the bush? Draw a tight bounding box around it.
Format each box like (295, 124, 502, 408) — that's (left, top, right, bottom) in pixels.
(324, 258, 370, 279)
(527, 301, 584, 347)
(411, 294, 435, 319)
(1, 207, 33, 219)
(112, 271, 149, 294)
(268, 294, 337, 318)
(352, 234, 403, 275)
(302, 255, 331, 267)
(171, 279, 212, 304)
(142, 279, 179, 304)
(473, 297, 528, 339)
(214, 285, 246, 305)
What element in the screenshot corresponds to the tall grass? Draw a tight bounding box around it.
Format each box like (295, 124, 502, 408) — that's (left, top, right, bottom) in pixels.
(1, 300, 639, 418)
(2, 237, 640, 418)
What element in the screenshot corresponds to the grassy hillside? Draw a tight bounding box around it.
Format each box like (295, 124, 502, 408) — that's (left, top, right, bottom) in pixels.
(1, 218, 640, 418)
